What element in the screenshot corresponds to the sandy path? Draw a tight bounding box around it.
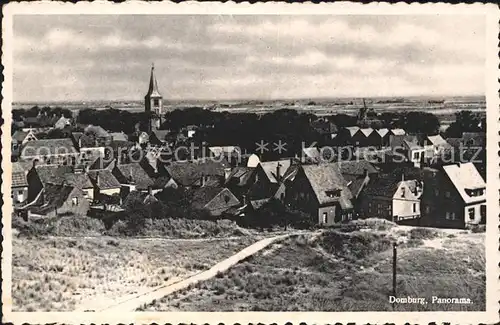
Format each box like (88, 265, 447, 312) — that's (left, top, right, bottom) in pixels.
(96, 233, 296, 312)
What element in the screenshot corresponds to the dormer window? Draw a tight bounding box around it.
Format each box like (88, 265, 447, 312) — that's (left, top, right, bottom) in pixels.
(465, 188, 485, 197)
(325, 189, 341, 198)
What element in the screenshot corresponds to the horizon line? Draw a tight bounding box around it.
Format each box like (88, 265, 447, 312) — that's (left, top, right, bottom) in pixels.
(13, 94, 486, 105)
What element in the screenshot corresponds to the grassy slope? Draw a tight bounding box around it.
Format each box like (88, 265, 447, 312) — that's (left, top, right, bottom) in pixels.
(142, 221, 485, 312)
(12, 235, 259, 311)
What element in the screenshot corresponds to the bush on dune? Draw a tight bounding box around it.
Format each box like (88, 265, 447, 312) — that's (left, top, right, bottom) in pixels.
(318, 230, 392, 261)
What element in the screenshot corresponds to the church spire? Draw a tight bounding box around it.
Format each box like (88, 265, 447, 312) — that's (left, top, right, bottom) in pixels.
(147, 63, 161, 97)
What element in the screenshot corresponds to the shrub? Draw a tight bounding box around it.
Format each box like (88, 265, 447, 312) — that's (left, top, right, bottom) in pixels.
(470, 224, 486, 233)
(408, 227, 438, 240)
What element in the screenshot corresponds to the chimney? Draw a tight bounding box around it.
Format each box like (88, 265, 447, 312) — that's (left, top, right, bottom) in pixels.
(401, 173, 405, 182)
(200, 173, 206, 187)
(276, 162, 281, 182)
(242, 194, 248, 205)
(96, 171, 100, 187)
(148, 186, 153, 195)
(363, 168, 368, 178)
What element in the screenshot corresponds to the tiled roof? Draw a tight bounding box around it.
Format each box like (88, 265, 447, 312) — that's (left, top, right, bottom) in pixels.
(462, 132, 486, 147)
(333, 159, 378, 176)
(191, 186, 240, 213)
(12, 161, 30, 187)
(21, 138, 78, 157)
(225, 167, 255, 186)
(166, 158, 230, 187)
(302, 147, 320, 161)
(260, 160, 292, 184)
(88, 157, 113, 171)
(88, 170, 121, 189)
(443, 163, 485, 204)
(29, 184, 77, 214)
(13, 130, 28, 142)
(389, 135, 417, 149)
(403, 139, 423, 151)
(113, 163, 154, 190)
(301, 164, 353, 209)
(34, 165, 93, 189)
(363, 176, 402, 197)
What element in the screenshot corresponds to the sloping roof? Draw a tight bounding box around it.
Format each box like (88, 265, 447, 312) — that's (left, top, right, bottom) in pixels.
(389, 135, 417, 149)
(166, 158, 230, 187)
(391, 129, 406, 136)
(427, 134, 448, 147)
(311, 119, 338, 134)
(21, 138, 78, 157)
(333, 159, 378, 176)
(84, 125, 110, 138)
(363, 176, 402, 197)
(403, 139, 423, 151)
(72, 132, 84, 144)
(345, 126, 360, 137)
(55, 116, 71, 127)
(191, 186, 226, 210)
(377, 128, 390, 137)
(260, 160, 292, 184)
(110, 132, 128, 142)
(29, 184, 78, 215)
(225, 166, 255, 186)
(124, 190, 158, 206)
(302, 147, 321, 162)
(250, 198, 270, 210)
(34, 165, 93, 189)
(360, 128, 374, 137)
(443, 163, 486, 204)
(13, 130, 28, 142)
(192, 187, 240, 215)
(88, 170, 121, 190)
(12, 162, 30, 187)
(88, 156, 113, 171)
(114, 163, 154, 190)
(301, 164, 353, 209)
(150, 130, 169, 143)
(446, 137, 462, 148)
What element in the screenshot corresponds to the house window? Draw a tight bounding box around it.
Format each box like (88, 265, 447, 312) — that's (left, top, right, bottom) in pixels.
(480, 205, 486, 219)
(412, 203, 417, 213)
(468, 207, 475, 221)
(322, 212, 328, 224)
(425, 205, 430, 213)
(445, 191, 450, 198)
(434, 189, 439, 196)
(446, 211, 456, 220)
(413, 152, 419, 160)
(72, 197, 79, 206)
(153, 99, 159, 107)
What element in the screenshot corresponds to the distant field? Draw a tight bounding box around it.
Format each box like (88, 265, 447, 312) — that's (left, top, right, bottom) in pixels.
(13, 96, 486, 121)
(141, 221, 485, 312)
(11, 235, 260, 311)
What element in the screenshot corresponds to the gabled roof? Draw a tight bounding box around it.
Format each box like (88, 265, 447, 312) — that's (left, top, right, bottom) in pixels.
(389, 135, 417, 149)
(88, 170, 121, 190)
(113, 163, 154, 190)
(124, 190, 158, 205)
(302, 147, 321, 162)
(21, 138, 78, 157)
(360, 128, 374, 137)
(403, 139, 423, 151)
(345, 126, 360, 137)
(363, 176, 402, 197)
(462, 132, 486, 147)
(259, 160, 292, 184)
(391, 129, 406, 136)
(88, 156, 113, 171)
(13, 130, 35, 143)
(225, 166, 255, 186)
(310, 118, 338, 134)
(443, 163, 486, 204)
(427, 134, 448, 146)
(12, 161, 30, 187)
(55, 116, 71, 127)
(377, 128, 390, 137)
(33, 165, 93, 189)
(191, 186, 240, 214)
(301, 164, 353, 209)
(29, 184, 79, 215)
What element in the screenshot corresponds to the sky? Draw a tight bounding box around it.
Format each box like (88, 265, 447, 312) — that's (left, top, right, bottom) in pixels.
(13, 15, 486, 102)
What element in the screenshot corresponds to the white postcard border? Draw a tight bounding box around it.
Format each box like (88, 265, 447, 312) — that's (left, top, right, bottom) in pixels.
(2, 2, 499, 324)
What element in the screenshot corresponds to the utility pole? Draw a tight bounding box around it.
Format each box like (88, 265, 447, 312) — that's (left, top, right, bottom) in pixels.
(392, 242, 398, 310)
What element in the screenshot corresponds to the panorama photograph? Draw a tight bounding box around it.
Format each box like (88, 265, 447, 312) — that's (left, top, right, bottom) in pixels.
(10, 14, 486, 312)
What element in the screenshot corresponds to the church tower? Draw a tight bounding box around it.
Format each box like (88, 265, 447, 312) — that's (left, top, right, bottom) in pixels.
(145, 63, 163, 133)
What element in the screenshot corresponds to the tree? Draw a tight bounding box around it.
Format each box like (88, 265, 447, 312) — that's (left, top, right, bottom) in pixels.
(445, 110, 482, 138)
(401, 112, 440, 135)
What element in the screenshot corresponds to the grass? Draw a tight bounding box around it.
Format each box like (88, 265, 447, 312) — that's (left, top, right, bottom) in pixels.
(12, 235, 259, 311)
(140, 222, 485, 312)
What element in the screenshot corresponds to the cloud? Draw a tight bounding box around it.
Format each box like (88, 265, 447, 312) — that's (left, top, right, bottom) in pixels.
(12, 15, 486, 101)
